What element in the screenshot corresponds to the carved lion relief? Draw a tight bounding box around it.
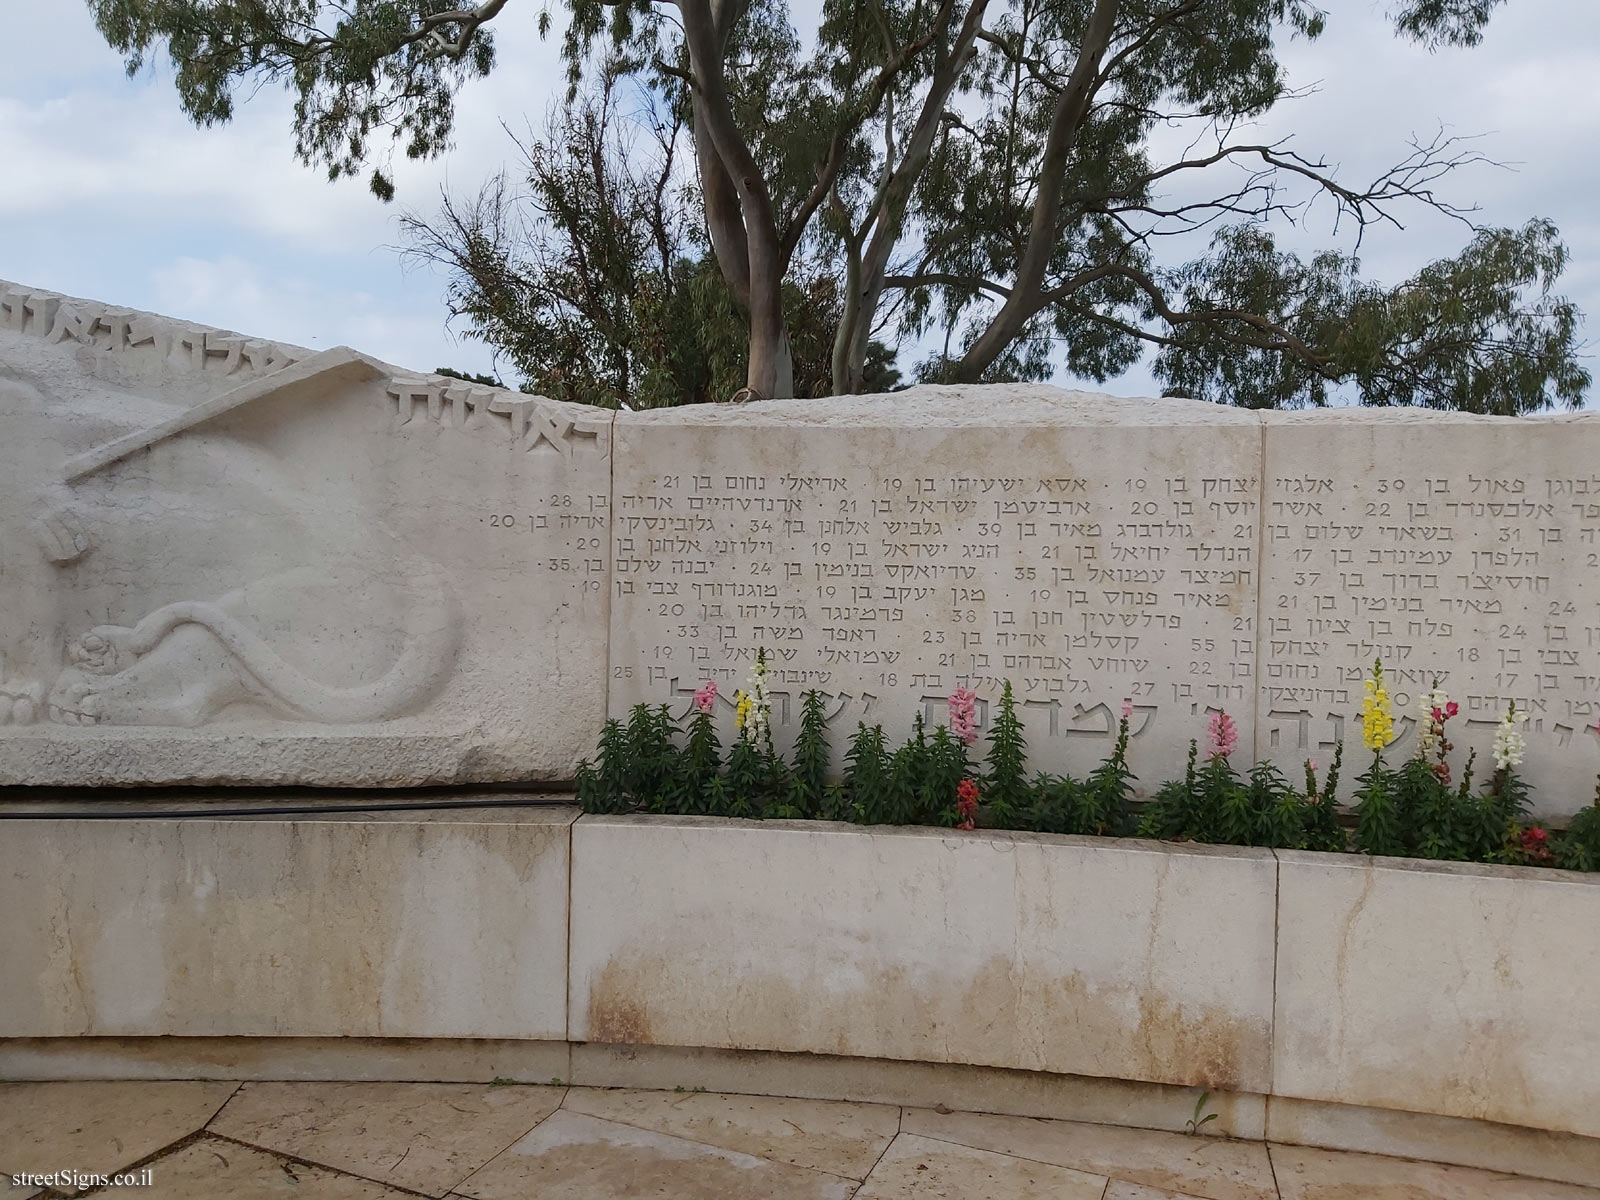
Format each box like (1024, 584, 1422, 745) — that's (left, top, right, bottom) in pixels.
(0, 360, 462, 729)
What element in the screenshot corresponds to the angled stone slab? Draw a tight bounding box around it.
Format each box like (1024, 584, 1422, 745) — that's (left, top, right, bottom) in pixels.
(141, 1137, 423, 1199)
(561, 1087, 900, 1179)
(452, 1109, 857, 1200)
(0, 1080, 238, 1181)
(854, 1133, 1108, 1200)
(899, 1108, 1277, 1199)
(210, 1081, 566, 1197)
(0, 278, 612, 784)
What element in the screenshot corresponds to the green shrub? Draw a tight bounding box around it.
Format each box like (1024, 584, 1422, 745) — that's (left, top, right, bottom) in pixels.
(571, 680, 1596, 874)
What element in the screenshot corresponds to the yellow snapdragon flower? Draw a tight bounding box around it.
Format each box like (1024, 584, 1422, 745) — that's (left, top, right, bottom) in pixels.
(1360, 658, 1394, 752)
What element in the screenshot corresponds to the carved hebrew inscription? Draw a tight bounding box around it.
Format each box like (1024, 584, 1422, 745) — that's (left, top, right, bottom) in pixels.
(609, 419, 1263, 781)
(386, 376, 612, 457)
(1258, 420, 1600, 809)
(0, 287, 302, 379)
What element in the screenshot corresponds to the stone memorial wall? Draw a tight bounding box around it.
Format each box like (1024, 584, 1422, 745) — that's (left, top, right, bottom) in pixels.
(3, 279, 1598, 814)
(0, 279, 612, 786)
(609, 397, 1263, 788)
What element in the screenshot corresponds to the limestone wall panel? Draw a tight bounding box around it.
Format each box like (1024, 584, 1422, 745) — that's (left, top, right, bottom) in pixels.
(569, 814, 1279, 1094)
(1272, 850, 1600, 1138)
(0, 808, 574, 1038)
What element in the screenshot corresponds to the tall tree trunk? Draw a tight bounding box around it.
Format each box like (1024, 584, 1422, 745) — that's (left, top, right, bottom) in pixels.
(690, 94, 751, 308)
(682, 0, 794, 399)
(953, 0, 1119, 382)
(832, 221, 864, 394)
(836, 0, 992, 393)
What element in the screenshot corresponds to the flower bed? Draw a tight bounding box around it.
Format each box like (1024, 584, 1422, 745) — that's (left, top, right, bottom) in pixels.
(578, 655, 1600, 871)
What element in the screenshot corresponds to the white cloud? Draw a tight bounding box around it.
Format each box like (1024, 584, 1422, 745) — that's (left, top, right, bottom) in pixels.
(142, 254, 494, 376)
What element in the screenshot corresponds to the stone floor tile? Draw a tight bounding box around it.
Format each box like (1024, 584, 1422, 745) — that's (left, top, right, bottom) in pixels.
(902, 1108, 1278, 1200)
(209, 1082, 564, 1197)
(451, 1109, 856, 1200)
(1271, 1143, 1600, 1199)
(852, 1132, 1109, 1200)
(138, 1136, 423, 1198)
(0, 1081, 237, 1180)
(1105, 1183, 1212, 1200)
(561, 1086, 900, 1178)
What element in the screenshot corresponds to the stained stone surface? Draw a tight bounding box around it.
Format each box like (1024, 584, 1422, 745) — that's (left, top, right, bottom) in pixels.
(209, 1081, 565, 1196)
(1272, 851, 1600, 1141)
(851, 1132, 1109, 1199)
(0, 808, 574, 1038)
(900, 1107, 1278, 1199)
(569, 816, 1278, 1093)
(138, 1138, 422, 1199)
(609, 389, 1265, 786)
(6, 1079, 1593, 1200)
(0, 1080, 238, 1179)
(1269, 1143, 1600, 1200)
(451, 1109, 858, 1199)
(0, 278, 611, 785)
(561, 1086, 901, 1178)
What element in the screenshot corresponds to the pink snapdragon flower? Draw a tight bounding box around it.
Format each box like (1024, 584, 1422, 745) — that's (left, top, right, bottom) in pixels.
(692, 680, 718, 714)
(948, 687, 979, 745)
(1206, 709, 1238, 759)
(1121, 698, 1134, 721)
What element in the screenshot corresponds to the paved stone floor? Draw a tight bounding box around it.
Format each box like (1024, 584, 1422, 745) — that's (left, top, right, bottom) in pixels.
(1, 1080, 1595, 1198)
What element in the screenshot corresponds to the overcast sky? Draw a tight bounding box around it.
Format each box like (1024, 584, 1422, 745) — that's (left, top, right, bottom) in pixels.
(3, 1, 1595, 399)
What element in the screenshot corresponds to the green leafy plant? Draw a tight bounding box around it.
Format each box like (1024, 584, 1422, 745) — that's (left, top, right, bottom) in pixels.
(1556, 777, 1600, 871)
(983, 682, 1028, 827)
(845, 722, 890, 824)
(1184, 1091, 1219, 1136)
(572, 669, 1597, 875)
(789, 689, 831, 819)
(1302, 749, 1346, 853)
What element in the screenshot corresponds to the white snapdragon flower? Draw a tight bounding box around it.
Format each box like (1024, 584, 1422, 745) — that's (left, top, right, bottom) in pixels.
(1416, 684, 1449, 759)
(741, 649, 772, 746)
(1492, 702, 1527, 772)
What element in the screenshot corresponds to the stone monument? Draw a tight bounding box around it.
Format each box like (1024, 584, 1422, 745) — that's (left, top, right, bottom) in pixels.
(0, 280, 611, 785)
(5, 277, 1598, 816)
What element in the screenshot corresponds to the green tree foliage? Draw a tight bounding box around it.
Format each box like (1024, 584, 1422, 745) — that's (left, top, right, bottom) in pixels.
(399, 69, 899, 404)
(90, 0, 1586, 409)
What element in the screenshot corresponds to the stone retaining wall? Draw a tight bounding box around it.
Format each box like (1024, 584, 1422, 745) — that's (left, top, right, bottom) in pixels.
(5, 808, 1597, 1146)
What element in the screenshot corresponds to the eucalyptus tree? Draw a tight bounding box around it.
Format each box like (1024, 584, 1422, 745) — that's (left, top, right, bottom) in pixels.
(89, 0, 1587, 411)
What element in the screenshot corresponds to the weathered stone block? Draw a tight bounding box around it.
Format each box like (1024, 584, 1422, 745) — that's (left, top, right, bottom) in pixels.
(0, 807, 575, 1038)
(568, 815, 1278, 1093)
(1272, 849, 1600, 1139)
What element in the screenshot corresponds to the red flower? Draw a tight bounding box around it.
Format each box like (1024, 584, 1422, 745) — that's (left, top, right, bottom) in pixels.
(955, 777, 980, 830)
(1445, 701, 1459, 719)
(1521, 825, 1552, 862)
